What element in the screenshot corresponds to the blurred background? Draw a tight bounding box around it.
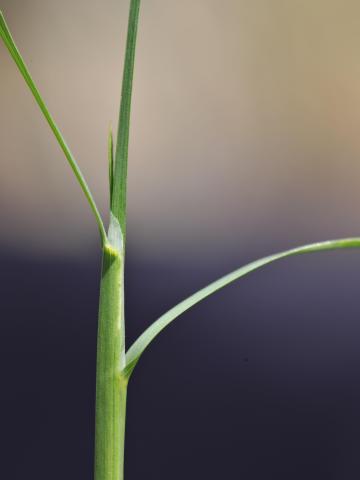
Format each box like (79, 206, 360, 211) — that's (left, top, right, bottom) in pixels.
(1, 0, 360, 478)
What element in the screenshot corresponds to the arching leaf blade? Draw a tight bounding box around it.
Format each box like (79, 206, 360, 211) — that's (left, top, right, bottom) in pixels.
(124, 237, 360, 377)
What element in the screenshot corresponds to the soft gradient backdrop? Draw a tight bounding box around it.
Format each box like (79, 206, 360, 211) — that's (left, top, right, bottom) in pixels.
(1, 1, 360, 479)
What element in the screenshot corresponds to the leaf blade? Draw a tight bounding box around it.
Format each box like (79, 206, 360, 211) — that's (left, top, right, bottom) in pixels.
(108, 125, 114, 206)
(0, 10, 107, 245)
(111, 0, 141, 240)
(124, 237, 360, 376)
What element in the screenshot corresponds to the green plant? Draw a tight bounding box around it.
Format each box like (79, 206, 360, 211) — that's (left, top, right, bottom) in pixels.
(1, 2, 359, 479)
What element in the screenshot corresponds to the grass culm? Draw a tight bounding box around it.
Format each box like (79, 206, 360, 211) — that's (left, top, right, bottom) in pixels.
(1, 2, 360, 479)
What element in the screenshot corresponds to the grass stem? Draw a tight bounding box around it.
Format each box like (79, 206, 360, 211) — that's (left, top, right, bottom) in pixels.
(95, 242, 127, 480)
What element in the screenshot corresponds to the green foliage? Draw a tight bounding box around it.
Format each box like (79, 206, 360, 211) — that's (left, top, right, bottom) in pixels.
(112, 0, 141, 241)
(108, 126, 114, 206)
(124, 237, 360, 377)
(0, 10, 107, 245)
(1, 2, 359, 479)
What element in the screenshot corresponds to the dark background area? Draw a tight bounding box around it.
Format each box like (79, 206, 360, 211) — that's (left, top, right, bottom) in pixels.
(2, 247, 360, 479)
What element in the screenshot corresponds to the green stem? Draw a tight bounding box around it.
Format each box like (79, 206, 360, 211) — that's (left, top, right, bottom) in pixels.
(94, 1, 141, 476)
(95, 241, 127, 480)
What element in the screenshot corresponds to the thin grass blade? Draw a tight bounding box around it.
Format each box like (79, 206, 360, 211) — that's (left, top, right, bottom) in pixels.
(124, 237, 360, 377)
(111, 0, 141, 240)
(108, 126, 114, 206)
(0, 10, 107, 245)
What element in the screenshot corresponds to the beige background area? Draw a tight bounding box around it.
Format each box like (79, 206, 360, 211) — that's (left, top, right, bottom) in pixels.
(1, 0, 360, 259)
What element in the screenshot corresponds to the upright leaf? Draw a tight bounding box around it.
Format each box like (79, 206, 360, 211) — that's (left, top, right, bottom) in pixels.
(108, 125, 114, 206)
(111, 0, 141, 241)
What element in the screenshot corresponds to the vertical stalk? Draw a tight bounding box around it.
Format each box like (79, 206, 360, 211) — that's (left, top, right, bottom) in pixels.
(95, 241, 127, 480)
(95, 0, 141, 478)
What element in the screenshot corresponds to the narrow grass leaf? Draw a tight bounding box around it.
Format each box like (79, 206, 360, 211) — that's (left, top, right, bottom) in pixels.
(0, 10, 107, 245)
(111, 0, 141, 240)
(124, 237, 360, 377)
(108, 125, 114, 206)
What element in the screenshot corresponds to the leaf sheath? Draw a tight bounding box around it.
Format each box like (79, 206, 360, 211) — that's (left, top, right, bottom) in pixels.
(95, 243, 127, 480)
